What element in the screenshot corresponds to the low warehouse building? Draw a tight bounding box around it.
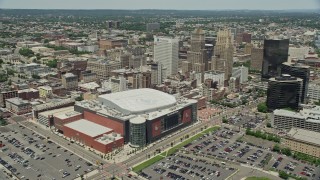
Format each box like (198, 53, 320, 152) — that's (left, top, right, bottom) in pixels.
(63, 119, 124, 153)
(284, 128, 320, 158)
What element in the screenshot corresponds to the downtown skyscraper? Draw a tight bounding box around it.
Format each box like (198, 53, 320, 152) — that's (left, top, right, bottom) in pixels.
(261, 39, 289, 80)
(153, 36, 179, 80)
(186, 28, 207, 73)
(212, 29, 234, 81)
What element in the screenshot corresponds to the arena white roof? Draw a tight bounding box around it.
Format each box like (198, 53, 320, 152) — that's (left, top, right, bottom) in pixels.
(98, 88, 177, 115)
(64, 119, 112, 137)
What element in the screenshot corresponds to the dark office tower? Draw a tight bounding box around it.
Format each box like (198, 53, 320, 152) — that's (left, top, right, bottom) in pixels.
(267, 75, 302, 111)
(205, 37, 216, 62)
(281, 62, 310, 104)
(261, 39, 289, 80)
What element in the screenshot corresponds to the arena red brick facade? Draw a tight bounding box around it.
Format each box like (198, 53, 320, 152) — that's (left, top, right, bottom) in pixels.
(63, 125, 124, 154)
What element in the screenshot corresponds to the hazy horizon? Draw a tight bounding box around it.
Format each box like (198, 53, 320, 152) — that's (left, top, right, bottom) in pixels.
(0, 0, 319, 10)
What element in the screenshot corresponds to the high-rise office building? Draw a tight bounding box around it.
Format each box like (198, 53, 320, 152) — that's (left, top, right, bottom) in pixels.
(181, 61, 192, 75)
(213, 29, 234, 81)
(281, 62, 310, 103)
(250, 47, 264, 71)
(267, 74, 302, 111)
(262, 39, 289, 80)
(106, 21, 113, 29)
(190, 28, 205, 52)
(187, 28, 207, 72)
(153, 36, 179, 79)
(211, 56, 226, 73)
(114, 21, 121, 29)
(149, 62, 162, 86)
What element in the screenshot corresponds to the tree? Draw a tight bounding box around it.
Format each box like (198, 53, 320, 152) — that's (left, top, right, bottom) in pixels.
(266, 122, 272, 128)
(0, 74, 7, 82)
(7, 79, 11, 86)
(6, 68, 15, 76)
(19, 48, 34, 57)
(257, 102, 268, 113)
(281, 148, 292, 156)
(75, 95, 83, 101)
(0, 118, 7, 126)
(222, 117, 228, 123)
(279, 171, 289, 179)
(46, 59, 58, 68)
(273, 144, 281, 152)
(32, 74, 41, 79)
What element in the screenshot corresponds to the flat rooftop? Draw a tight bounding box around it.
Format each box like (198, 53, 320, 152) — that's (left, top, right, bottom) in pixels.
(98, 88, 177, 115)
(54, 110, 81, 120)
(64, 119, 112, 137)
(287, 128, 320, 146)
(39, 106, 74, 117)
(33, 99, 75, 111)
(78, 82, 100, 90)
(95, 133, 123, 145)
(274, 106, 320, 124)
(6, 98, 29, 106)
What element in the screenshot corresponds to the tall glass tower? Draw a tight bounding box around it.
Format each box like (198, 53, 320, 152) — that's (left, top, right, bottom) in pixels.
(262, 39, 289, 80)
(267, 75, 302, 111)
(281, 62, 310, 104)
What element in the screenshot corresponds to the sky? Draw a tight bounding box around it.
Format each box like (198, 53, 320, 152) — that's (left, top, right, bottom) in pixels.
(0, 0, 319, 10)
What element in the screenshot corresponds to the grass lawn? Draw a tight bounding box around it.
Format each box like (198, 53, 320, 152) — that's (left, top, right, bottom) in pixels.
(201, 126, 220, 134)
(245, 177, 271, 180)
(132, 125, 220, 173)
(132, 155, 164, 173)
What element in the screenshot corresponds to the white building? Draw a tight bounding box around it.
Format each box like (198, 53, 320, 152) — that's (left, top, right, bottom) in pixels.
(272, 106, 320, 133)
(153, 36, 179, 79)
(232, 66, 248, 83)
(77, 45, 99, 53)
(203, 71, 225, 87)
(194, 72, 203, 86)
(308, 84, 320, 101)
(288, 46, 310, 62)
(110, 76, 127, 93)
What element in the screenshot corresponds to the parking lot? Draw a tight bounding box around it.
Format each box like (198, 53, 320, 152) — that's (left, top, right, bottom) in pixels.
(183, 128, 272, 168)
(141, 153, 236, 180)
(184, 127, 320, 180)
(227, 115, 264, 129)
(0, 124, 96, 180)
(139, 126, 320, 180)
(269, 155, 320, 180)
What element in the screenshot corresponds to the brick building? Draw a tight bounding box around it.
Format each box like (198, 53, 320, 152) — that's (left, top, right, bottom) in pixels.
(5, 97, 32, 115)
(63, 119, 124, 154)
(0, 91, 18, 107)
(18, 88, 40, 101)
